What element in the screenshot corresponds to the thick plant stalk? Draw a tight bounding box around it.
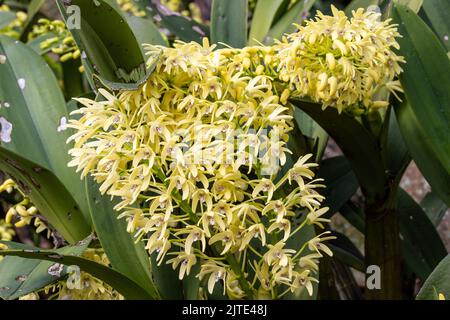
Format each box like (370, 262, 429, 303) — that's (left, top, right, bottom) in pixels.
(364, 188, 402, 300)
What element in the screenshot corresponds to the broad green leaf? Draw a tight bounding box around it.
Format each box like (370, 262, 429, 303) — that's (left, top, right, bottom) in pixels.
(421, 192, 448, 227)
(211, 0, 247, 48)
(56, 0, 146, 86)
(0, 235, 92, 300)
(0, 35, 73, 188)
(148, 3, 209, 44)
(0, 248, 154, 300)
(62, 58, 84, 99)
(422, 0, 450, 50)
(381, 109, 411, 180)
(392, 4, 450, 205)
(93, 55, 159, 91)
(248, 0, 287, 45)
(398, 189, 447, 280)
(417, 255, 450, 300)
(0, 11, 15, 29)
(182, 262, 201, 299)
(85, 178, 159, 299)
(150, 255, 183, 300)
(396, 0, 423, 13)
(345, 0, 379, 16)
(0, 35, 91, 241)
(395, 100, 450, 206)
(318, 156, 359, 218)
(125, 15, 168, 49)
(266, 0, 317, 43)
(291, 99, 387, 203)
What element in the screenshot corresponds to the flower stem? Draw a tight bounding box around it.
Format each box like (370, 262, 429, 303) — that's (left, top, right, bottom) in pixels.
(364, 186, 402, 299)
(225, 253, 254, 299)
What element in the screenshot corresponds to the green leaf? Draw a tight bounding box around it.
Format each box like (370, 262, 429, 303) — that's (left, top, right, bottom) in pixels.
(248, 0, 287, 45)
(417, 255, 450, 300)
(62, 58, 84, 99)
(125, 15, 168, 49)
(345, 0, 379, 16)
(0, 35, 74, 190)
(183, 262, 201, 299)
(392, 4, 450, 205)
(422, 0, 450, 50)
(0, 235, 92, 300)
(211, 0, 247, 48)
(266, 0, 317, 43)
(85, 178, 159, 299)
(395, 100, 450, 206)
(0, 247, 154, 300)
(93, 52, 160, 91)
(150, 254, 183, 300)
(398, 189, 447, 280)
(421, 192, 448, 227)
(291, 99, 387, 203)
(0, 11, 15, 29)
(381, 108, 411, 179)
(56, 0, 146, 85)
(148, 3, 209, 44)
(0, 35, 91, 241)
(396, 0, 423, 13)
(318, 156, 359, 218)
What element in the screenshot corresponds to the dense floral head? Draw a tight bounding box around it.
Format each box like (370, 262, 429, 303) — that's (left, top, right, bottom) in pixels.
(68, 37, 332, 297)
(275, 5, 404, 114)
(66, 7, 404, 298)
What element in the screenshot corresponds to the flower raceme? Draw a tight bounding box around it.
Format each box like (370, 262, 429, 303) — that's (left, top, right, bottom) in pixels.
(67, 7, 403, 299)
(29, 19, 81, 66)
(275, 6, 404, 113)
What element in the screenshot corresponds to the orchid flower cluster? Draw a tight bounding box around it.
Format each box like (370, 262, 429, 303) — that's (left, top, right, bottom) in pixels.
(0, 217, 15, 259)
(0, 6, 81, 70)
(0, 219, 14, 243)
(67, 7, 403, 299)
(275, 6, 404, 114)
(0, 220, 14, 260)
(29, 19, 82, 67)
